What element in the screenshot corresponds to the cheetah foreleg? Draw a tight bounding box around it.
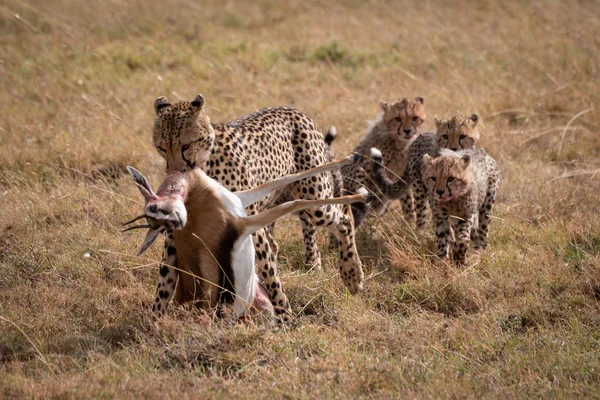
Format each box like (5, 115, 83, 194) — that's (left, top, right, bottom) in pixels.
(152, 234, 179, 318)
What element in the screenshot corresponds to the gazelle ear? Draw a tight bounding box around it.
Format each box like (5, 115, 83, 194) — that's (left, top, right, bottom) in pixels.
(137, 227, 164, 256)
(154, 96, 171, 114)
(126, 166, 156, 202)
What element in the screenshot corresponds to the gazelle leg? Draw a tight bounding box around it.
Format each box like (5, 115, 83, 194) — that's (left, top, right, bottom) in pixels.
(240, 194, 367, 238)
(234, 155, 357, 208)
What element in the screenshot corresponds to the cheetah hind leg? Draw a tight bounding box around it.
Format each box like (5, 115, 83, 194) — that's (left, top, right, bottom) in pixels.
(299, 211, 322, 270)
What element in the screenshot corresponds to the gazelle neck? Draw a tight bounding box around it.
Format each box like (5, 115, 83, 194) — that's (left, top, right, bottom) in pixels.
(156, 171, 193, 200)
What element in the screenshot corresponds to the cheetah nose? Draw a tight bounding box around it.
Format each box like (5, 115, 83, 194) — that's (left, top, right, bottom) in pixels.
(436, 189, 445, 196)
(403, 129, 412, 135)
(450, 147, 459, 151)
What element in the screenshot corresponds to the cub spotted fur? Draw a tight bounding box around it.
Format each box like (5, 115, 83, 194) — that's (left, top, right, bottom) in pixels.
(371, 146, 500, 262)
(423, 148, 500, 263)
(340, 97, 426, 226)
(370, 114, 480, 230)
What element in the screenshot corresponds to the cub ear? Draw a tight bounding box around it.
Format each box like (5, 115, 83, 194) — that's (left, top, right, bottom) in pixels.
(461, 154, 472, 168)
(190, 93, 205, 110)
(154, 96, 171, 114)
(423, 154, 433, 165)
(415, 96, 425, 104)
(379, 100, 389, 112)
(126, 166, 156, 202)
(469, 114, 479, 126)
(434, 116, 443, 129)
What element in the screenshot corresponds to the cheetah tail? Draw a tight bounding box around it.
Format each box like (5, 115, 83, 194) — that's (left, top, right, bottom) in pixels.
(369, 147, 407, 199)
(324, 125, 337, 146)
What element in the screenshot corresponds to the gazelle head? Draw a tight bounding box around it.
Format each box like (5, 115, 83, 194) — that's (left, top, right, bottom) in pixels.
(123, 166, 189, 255)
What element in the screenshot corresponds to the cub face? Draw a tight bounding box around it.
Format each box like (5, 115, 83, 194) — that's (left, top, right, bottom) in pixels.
(423, 152, 472, 203)
(379, 97, 426, 141)
(152, 94, 215, 173)
(434, 114, 480, 151)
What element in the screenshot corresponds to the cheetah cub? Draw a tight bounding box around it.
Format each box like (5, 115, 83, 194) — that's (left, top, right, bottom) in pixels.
(370, 114, 481, 231)
(370, 146, 500, 263)
(423, 148, 500, 263)
(341, 97, 426, 226)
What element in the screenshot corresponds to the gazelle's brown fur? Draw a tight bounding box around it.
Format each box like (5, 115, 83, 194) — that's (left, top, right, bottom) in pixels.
(125, 155, 367, 320)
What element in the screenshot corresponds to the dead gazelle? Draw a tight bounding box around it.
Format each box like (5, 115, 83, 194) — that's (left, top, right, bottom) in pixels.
(124, 154, 367, 319)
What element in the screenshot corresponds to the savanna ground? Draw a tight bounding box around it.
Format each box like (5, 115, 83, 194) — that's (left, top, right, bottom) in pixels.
(1, 0, 600, 398)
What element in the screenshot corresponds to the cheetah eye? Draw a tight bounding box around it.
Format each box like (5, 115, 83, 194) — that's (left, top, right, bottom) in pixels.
(447, 177, 455, 182)
(156, 146, 167, 153)
(412, 116, 419, 123)
(441, 135, 448, 140)
(181, 144, 190, 151)
(394, 117, 402, 122)
(428, 177, 436, 182)
(459, 134, 467, 140)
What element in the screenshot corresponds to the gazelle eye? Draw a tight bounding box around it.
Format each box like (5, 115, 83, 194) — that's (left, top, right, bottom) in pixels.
(182, 144, 190, 151)
(447, 177, 454, 182)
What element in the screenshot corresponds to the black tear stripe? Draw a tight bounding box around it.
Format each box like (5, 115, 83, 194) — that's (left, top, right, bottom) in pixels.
(446, 182, 453, 198)
(216, 220, 240, 304)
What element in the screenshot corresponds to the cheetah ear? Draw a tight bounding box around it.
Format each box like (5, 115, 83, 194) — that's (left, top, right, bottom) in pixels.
(154, 96, 171, 114)
(423, 154, 433, 165)
(434, 116, 443, 129)
(461, 154, 472, 168)
(379, 100, 389, 112)
(190, 93, 205, 111)
(415, 96, 425, 104)
(469, 114, 479, 126)
(126, 166, 156, 202)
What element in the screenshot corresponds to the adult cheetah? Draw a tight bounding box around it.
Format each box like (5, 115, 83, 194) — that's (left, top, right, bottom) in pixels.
(151, 94, 364, 316)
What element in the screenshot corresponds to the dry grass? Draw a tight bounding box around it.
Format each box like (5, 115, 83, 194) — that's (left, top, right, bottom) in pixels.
(1, 0, 600, 398)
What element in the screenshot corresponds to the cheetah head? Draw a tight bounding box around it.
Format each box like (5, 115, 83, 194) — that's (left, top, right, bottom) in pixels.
(379, 97, 426, 141)
(153, 94, 215, 173)
(434, 114, 480, 151)
(423, 150, 472, 203)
